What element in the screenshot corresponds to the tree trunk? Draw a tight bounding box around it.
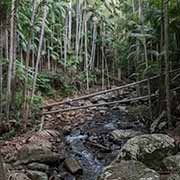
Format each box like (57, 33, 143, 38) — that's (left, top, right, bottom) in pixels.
(0, 22, 3, 116)
(0, 152, 6, 180)
(90, 19, 97, 70)
(64, 16, 68, 68)
(31, 1, 48, 103)
(84, 0, 89, 91)
(23, 0, 37, 121)
(6, 0, 15, 118)
(68, 0, 72, 50)
(159, 0, 165, 113)
(76, 0, 81, 62)
(164, 0, 172, 127)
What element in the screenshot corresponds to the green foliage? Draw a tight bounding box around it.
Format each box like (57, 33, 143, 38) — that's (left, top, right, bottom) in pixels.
(31, 95, 43, 111)
(37, 72, 52, 94)
(0, 128, 16, 140)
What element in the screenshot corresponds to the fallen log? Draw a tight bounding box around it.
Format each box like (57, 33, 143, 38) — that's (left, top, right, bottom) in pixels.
(41, 68, 180, 109)
(42, 94, 157, 115)
(42, 77, 158, 109)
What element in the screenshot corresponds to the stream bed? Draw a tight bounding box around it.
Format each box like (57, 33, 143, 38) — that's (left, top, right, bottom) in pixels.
(62, 109, 147, 180)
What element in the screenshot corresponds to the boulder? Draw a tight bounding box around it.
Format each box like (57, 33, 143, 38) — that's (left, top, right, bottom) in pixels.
(27, 170, 48, 180)
(168, 174, 180, 180)
(91, 92, 117, 103)
(27, 163, 49, 172)
(110, 129, 143, 142)
(163, 154, 180, 173)
(118, 134, 176, 169)
(17, 144, 61, 164)
(8, 173, 31, 180)
(97, 160, 160, 180)
(64, 157, 82, 174)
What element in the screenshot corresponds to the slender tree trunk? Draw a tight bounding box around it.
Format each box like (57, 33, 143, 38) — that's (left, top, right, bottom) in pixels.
(90, 19, 97, 70)
(64, 16, 68, 68)
(164, 0, 172, 127)
(11, 0, 18, 108)
(6, 0, 15, 118)
(0, 152, 6, 180)
(31, 1, 48, 104)
(68, 0, 72, 50)
(132, 0, 135, 12)
(76, 0, 80, 62)
(101, 44, 105, 89)
(47, 41, 51, 71)
(84, 0, 89, 91)
(159, 0, 165, 113)
(0, 23, 3, 116)
(23, 0, 37, 120)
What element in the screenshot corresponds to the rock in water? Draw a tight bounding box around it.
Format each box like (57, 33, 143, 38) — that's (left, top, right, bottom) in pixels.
(64, 157, 82, 174)
(163, 154, 180, 173)
(27, 163, 49, 172)
(117, 134, 176, 170)
(97, 160, 160, 180)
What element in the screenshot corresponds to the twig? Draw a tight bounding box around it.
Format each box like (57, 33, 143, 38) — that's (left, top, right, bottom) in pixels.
(39, 115, 45, 131)
(85, 140, 111, 152)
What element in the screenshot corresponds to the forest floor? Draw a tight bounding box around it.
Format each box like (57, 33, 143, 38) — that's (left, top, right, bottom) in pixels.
(1, 87, 180, 180)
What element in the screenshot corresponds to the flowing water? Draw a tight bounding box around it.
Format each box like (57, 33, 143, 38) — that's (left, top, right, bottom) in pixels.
(63, 109, 146, 180)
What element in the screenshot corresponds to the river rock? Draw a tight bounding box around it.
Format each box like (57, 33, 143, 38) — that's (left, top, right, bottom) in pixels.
(163, 154, 180, 173)
(8, 173, 31, 180)
(91, 95, 106, 103)
(168, 174, 180, 180)
(117, 134, 176, 169)
(27, 170, 48, 180)
(64, 157, 82, 174)
(27, 163, 49, 172)
(110, 129, 143, 141)
(97, 160, 160, 180)
(112, 105, 127, 112)
(17, 144, 61, 164)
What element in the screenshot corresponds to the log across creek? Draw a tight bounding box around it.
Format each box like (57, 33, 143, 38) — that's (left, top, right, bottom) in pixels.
(41, 68, 180, 115)
(42, 94, 157, 115)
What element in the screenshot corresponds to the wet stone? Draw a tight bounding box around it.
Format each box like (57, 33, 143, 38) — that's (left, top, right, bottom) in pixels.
(64, 157, 83, 175)
(110, 129, 143, 142)
(97, 160, 160, 180)
(163, 154, 180, 173)
(117, 121, 134, 129)
(168, 174, 180, 180)
(26, 170, 48, 180)
(17, 144, 61, 165)
(118, 134, 176, 170)
(8, 172, 31, 180)
(27, 163, 49, 172)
